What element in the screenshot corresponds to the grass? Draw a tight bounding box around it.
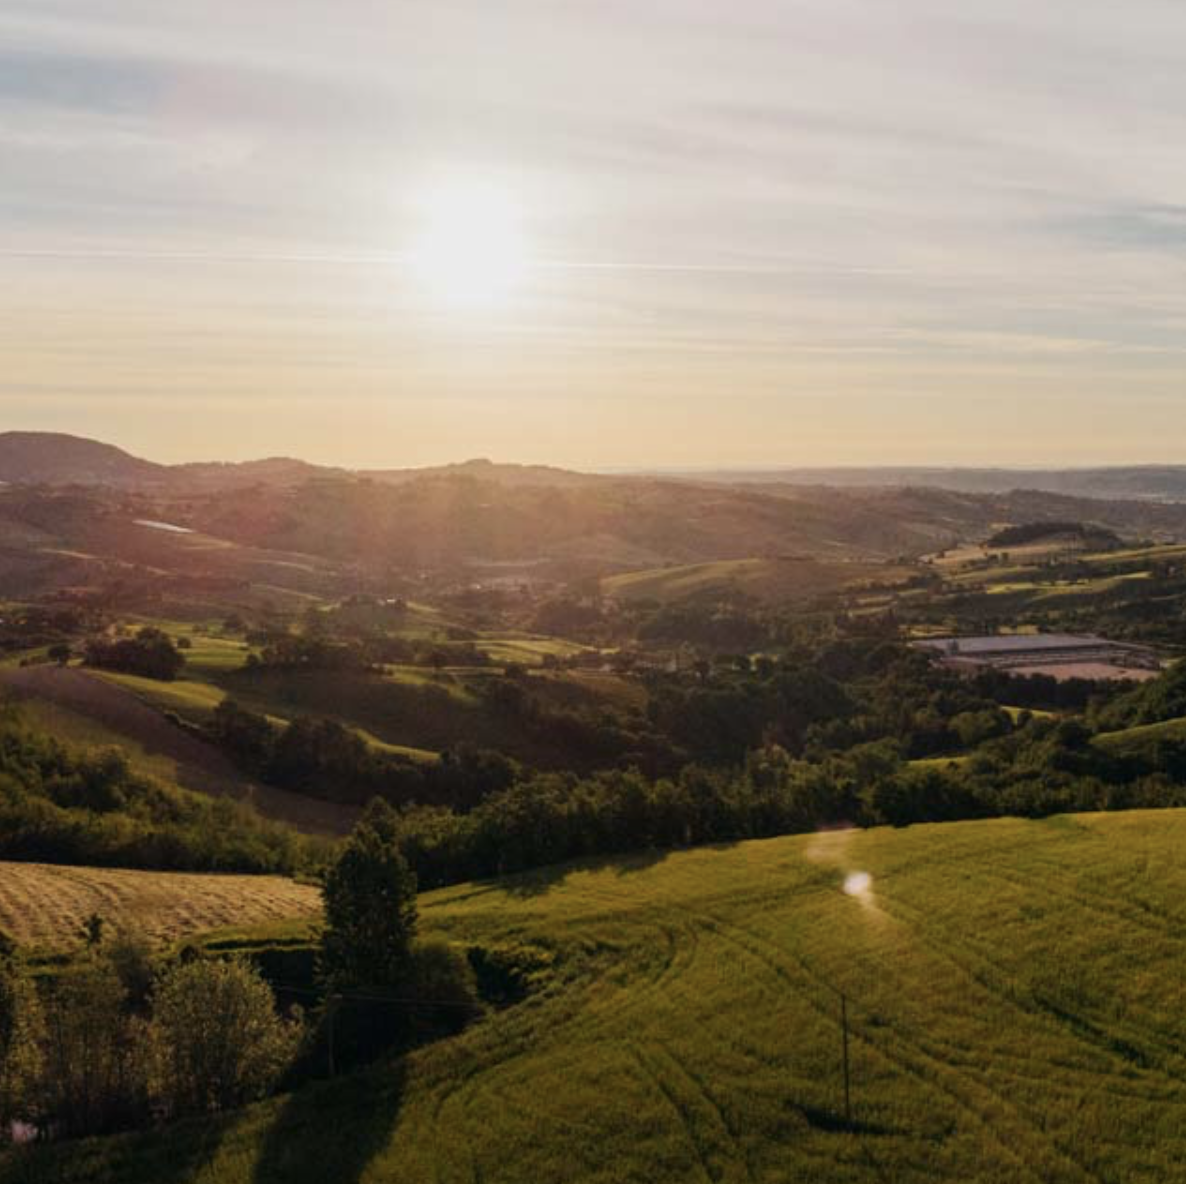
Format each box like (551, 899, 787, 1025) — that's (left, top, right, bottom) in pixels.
(602, 557, 913, 604)
(1094, 715, 1186, 754)
(0, 862, 320, 951)
(90, 670, 228, 720)
(16, 809, 1186, 1183)
(13, 697, 187, 784)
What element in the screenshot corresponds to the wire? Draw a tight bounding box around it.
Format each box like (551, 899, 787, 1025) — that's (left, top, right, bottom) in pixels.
(269, 982, 480, 1008)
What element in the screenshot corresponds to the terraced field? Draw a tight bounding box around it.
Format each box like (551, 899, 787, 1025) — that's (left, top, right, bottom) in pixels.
(0, 862, 320, 949)
(24, 810, 1186, 1183)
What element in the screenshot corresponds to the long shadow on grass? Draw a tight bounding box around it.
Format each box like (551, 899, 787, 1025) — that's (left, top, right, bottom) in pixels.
(249, 1062, 407, 1184)
(499, 845, 683, 899)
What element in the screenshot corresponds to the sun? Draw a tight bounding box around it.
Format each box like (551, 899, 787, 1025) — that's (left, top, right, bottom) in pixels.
(409, 182, 528, 307)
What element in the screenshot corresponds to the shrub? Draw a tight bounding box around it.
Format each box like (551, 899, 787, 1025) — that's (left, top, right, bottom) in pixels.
(148, 958, 299, 1117)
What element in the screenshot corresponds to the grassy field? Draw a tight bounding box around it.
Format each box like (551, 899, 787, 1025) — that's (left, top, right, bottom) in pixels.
(18, 809, 1186, 1183)
(1094, 714, 1186, 755)
(0, 862, 320, 950)
(602, 556, 913, 604)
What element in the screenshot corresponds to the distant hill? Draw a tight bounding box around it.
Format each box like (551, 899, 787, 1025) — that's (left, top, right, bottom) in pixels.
(0, 433, 601, 491)
(0, 431, 166, 486)
(361, 457, 604, 488)
(677, 465, 1186, 502)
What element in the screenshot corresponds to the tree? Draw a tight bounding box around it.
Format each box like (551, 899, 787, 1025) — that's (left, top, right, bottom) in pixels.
(320, 801, 419, 990)
(39, 956, 148, 1137)
(0, 940, 43, 1139)
(148, 958, 298, 1117)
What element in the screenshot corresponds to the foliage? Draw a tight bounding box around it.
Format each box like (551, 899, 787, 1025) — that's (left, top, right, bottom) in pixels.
(0, 704, 313, 874)
(37, 957, 149, 1138)
(0, 948, 42, 1139)
(148, 958, 299, 1118)
(320, 802, 419, 990)
(84, 628, 185, 682)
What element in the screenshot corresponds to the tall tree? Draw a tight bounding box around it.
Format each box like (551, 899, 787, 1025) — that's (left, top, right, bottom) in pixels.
(320, 800, 419, 989)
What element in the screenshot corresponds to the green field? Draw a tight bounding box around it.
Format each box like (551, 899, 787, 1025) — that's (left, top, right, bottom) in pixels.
(20, 809, 1186, 1184)
(602, 557, 913, 605)
(1094, 714, 1186, 755)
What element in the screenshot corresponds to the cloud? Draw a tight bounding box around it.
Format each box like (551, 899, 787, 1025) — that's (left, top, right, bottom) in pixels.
(4, 1, 1186, 463)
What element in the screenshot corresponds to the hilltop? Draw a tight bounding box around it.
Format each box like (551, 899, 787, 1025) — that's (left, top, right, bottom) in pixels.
(17, 809, 1186, 1183)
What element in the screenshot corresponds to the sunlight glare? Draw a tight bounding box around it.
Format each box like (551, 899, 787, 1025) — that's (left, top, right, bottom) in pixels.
(409, 181, 527, 307)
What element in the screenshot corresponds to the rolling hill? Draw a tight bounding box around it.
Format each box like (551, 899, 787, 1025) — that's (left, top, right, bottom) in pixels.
(17, 809, 1186, 1183)
(6, 435, 1186, 597)
(0, 432, 166, 487)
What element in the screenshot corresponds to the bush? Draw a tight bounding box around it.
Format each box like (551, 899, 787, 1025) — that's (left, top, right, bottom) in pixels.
(148, 958, 299, 1117)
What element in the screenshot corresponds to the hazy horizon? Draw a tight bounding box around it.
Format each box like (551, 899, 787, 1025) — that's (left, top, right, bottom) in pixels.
(6, 1, 1186, 467)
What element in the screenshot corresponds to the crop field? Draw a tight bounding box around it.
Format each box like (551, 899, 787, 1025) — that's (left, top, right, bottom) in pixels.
(602, 557, 913, 604)
(24, 809, 1186, 1184)
(0, 862, 320, 950)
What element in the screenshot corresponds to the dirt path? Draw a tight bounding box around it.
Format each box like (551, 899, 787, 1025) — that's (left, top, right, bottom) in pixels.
(0, 665, 357, 835)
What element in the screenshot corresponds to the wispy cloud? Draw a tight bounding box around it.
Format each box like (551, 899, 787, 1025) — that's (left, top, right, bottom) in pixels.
(4, 1, 1186, 465)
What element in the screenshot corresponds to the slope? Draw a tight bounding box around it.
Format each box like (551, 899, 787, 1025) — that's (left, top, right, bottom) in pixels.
(21, 809, 1186, 1184)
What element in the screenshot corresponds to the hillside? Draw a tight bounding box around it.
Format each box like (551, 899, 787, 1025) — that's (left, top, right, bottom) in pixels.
(5, 437, 1186, 592)
(692, 465, 1186, 502)
(601, 556, 915, 604)
(0, 861, 319, 949)
(20, 810, 1186, 1184)
(0, 433, 165, 487)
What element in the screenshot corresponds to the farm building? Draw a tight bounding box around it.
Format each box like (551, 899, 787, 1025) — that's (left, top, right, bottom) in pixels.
(912, 633, 1162, 682)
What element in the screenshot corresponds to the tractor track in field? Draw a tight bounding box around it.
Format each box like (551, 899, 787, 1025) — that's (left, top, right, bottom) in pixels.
(680, 904, 1103, 1184)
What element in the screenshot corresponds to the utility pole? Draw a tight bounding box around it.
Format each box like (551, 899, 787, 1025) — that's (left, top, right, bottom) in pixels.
(326, 993, 339, 1079)
(841, 991, 852, 1126)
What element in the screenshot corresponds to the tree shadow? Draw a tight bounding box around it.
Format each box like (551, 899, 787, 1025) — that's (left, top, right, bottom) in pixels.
(249, 1061, 407, 1184)
(499, 844, 680, 898)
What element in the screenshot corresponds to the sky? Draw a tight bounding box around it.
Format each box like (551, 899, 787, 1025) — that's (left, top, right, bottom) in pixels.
(5, 1, 1186, 469)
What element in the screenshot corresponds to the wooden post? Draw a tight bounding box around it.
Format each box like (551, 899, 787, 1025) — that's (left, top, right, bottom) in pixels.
(326, 994, 338, 1079)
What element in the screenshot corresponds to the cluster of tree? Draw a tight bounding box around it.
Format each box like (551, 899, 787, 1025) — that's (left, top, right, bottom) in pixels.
(0, 605, 94, 656)
(985, 521, 1119, 549)
(0, 804, 481, 1146)
(641, 642, 1044, 766)
(205, 699, 517, 810)
(376, 703, 1186, 890)
(477, 677, 677, 776)
(245, 632, 377, 674)
(316, 801, 481, 1071)
(0, 932, 299, 1142)
(636, 602, 770, 651)
(0, 705, 315, 873)
(83, 628, 185, 682)
(1091, 660, 1186, 730)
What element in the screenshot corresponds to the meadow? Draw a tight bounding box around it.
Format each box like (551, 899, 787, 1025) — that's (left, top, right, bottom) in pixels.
(0, 862, 319, 950)
(16, 809, 1186, 1184)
